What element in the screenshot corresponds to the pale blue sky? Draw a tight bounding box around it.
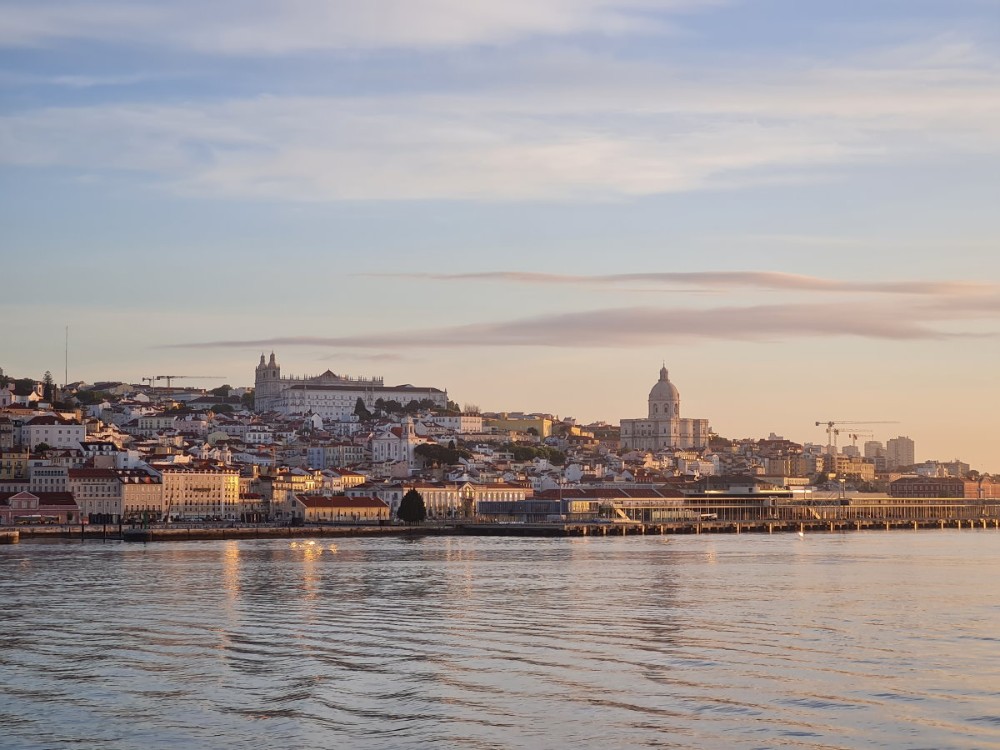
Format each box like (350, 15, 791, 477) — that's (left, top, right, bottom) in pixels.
(2, 1, 998, 468)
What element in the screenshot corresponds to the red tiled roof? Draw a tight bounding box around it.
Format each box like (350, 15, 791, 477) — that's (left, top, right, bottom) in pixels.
(295, 494, 388, 509)
(0, 491, 79, 507)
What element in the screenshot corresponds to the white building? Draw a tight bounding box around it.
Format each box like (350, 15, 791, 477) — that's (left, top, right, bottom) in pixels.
(620, 366, 711, 451)
(21, 415, 87, 450)
(422, 414, 484, 433)
(253, 352, 447, 417)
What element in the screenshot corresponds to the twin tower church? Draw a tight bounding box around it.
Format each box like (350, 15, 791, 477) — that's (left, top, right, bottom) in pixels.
(254, 353, 708, 450)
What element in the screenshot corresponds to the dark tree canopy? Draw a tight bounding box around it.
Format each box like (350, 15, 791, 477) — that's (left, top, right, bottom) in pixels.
(210, 384, 232, 397)
(354, 397, 373, 421)
(415, 442, 472, 467)
(75, 389, 111, 406)
(42, 372, 55, 402)
(397, 489, 427, 524)
(502, 443, 565, 465)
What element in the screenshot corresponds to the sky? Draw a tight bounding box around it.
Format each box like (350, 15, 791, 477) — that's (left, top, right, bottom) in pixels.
(1, 0, 999, 470)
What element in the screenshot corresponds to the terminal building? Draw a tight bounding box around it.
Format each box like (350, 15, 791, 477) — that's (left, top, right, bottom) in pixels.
(619, 365, 711, 451)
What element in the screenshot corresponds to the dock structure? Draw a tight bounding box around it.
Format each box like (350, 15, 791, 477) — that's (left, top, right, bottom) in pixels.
(4, 496, 999, 543)
(463, 516, 1000, 537)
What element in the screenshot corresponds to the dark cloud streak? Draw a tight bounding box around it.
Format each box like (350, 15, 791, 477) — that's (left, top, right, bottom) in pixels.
(365, 270, 992, 296)
(163, 301, 983, 351)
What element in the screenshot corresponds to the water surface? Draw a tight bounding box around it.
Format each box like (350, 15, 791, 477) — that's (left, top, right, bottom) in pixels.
(1, 530, 998, 749)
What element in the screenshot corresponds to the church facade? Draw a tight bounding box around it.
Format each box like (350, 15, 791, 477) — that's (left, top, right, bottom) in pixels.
(619, 366, 710, 451)
(253, 353, 448, 418)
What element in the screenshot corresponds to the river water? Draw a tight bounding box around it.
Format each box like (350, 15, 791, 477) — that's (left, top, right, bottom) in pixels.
(1, 530, 998, 750)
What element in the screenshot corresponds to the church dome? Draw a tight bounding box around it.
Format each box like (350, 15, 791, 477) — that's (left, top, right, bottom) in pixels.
(648, 365, 680, 402)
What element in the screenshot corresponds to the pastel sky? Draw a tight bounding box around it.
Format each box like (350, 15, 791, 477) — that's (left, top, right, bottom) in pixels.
(2, 1, 999, 470)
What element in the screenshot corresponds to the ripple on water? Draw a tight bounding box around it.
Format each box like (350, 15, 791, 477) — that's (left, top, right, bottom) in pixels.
(1, 532, 999, 750)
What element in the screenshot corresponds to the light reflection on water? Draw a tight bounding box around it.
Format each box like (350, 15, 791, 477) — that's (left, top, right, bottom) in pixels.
(1, 531, 999, 749)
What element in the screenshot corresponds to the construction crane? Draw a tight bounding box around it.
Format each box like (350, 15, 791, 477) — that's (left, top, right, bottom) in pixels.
(155, 375, 225, 388)
(140, 376, 156, 388)
(815, 420, 899, 455)
(848, 431, 875, 448)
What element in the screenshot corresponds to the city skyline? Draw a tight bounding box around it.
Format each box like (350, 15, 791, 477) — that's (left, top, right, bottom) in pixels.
(2, 1, 998, 469)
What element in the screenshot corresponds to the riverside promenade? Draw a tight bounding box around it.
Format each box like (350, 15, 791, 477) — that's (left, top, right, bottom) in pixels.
(3, 502, 998, 544)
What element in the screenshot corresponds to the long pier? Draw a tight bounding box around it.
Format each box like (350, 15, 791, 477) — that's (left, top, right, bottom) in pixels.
(463, 517, 1000, 537)
(3, 513, 998, 545)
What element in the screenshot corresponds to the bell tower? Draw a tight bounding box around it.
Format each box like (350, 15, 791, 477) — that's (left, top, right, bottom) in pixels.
(254, 352, 283, 412)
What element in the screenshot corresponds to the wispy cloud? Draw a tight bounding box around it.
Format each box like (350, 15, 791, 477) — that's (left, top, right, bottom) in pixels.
(0, 71, 178, 88)
(2, 2, 998, 205)
(0, 1, 718, 53)
(163, 299, 996, 352)
(371, 271, 995, 296)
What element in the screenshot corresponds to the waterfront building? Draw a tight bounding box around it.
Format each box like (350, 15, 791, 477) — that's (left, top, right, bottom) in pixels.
(345, 483, 404, 514)
(253, 352, 447, 417)
(157, 464, 240, 521)
(0, 491, 80, 524)
(291, 494, 390, 523)
(118, 468, 164, 521)
(403, 481, 530, 520)
(887, 476, 998, 499)
(69, 468, 122, 523)
(620, 366, 711, 451)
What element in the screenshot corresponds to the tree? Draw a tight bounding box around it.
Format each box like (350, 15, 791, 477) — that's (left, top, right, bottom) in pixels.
(397, 489, 427, 524)
(12, 378, 36, 396)
(210, 384, 232, 397)
(211, 404, 234, 414)
(42, 371, 55, 402)
(354, 397, 372, 421)
(415, 443, 459, 467)
(241, 391, 255, 410)
(34, 442, 52, 454)
(75, 389, 111, 406)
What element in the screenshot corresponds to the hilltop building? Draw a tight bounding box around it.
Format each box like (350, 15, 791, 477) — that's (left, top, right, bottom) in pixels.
(253, 352, 448, 418)
(620, 365, 711, 451)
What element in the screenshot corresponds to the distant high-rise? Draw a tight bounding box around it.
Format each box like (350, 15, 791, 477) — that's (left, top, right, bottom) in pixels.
(864, 440, 885, 460)
(886, 436, 915, 470)
(864, 440, 887, 471)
